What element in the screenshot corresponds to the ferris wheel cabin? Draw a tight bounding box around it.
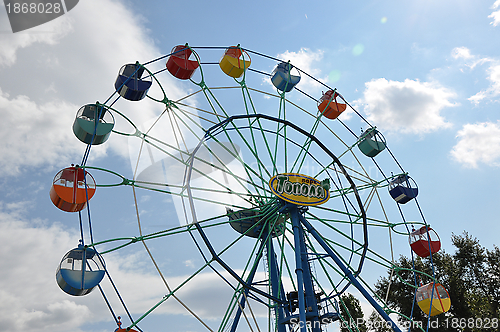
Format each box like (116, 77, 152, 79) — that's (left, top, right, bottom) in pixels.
(114, 63, 152, 101)
(72, 104, 114, 145)
(416, 282, 451, 316)
(357, 127, 387, 157)
(49, 166, 96, 212)
(317, 90, 347, 120)
(271, 62, 301, 92)
(388, 174, 418, 204)
(227, 207, 285, 238)
(409, 226, 441, 258)
(166, 45, 200, 80)
(56, 245, 105, 296)
(219, 46, 251, 78)
(114, 316, 139, 332)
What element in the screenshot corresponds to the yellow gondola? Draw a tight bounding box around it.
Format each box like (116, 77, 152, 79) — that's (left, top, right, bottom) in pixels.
(416, 282, 451, 316)
(219, 46, 251, 78)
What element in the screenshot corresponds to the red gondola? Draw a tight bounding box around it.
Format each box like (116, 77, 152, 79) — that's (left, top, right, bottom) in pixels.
(166, 45, 199, 80)
(409, 226, 441, 258)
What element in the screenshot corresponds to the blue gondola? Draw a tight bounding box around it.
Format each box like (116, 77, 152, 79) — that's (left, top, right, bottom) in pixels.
(56, 244, 105, 296)
(114, 63, 152, 101)
(271, 62, 301, 92)
(72, 104, 114, 145)
(358, 128, 386, 157)
(389, 174, 418, 204)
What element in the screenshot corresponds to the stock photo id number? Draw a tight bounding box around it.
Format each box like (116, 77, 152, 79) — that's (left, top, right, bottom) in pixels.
(3, 0, 79, 33)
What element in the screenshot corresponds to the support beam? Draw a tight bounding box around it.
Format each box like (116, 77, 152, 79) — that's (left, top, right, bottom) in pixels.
(298, 214, 402, 332)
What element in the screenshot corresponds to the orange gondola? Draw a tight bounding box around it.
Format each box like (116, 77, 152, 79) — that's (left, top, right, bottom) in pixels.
(49, 166, 96, 212)
(318, 90, 346, 120)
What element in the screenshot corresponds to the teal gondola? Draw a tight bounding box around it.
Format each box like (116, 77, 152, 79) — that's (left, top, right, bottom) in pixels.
(389, 174, 418, 204)
(271, 62, 301, 92)
(72, 104, 114, 145)
(114, 63, 152, 101)
(358, 128, 386, 157)
(227, 207, 285, 238)
(56, 245, 105, 296)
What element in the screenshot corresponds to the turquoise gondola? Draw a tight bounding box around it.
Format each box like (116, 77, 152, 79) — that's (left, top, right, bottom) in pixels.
(227, 207, 285, 238)
(358, 128, 386, 157)
(56, 245, 105, 296)
(389, 174, 418, 204)
(271, 62, 301, 92)
(114, 63, 152, 101)
(72, 104, 114, 145)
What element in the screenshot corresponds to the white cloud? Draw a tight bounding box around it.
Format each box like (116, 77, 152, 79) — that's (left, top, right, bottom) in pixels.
(489, 0, 500, 26)
(0, 201, 254, 331)
(0, 0, 187, 175)
(451, 46, 492, 71)
(0, 205, 92, 332)
(0, 11, 72, 67)
(358, 78, 455, 134)
(276, 48, 328, 91)
(450, 47, 500, 104)
(450, 121, 500, 168)
(0, 88, 94, 175)
(451, 46, 474, 61)
(469, 63, 500, 104)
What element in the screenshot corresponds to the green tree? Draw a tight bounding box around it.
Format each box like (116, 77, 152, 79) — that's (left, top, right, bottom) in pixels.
(339, 293, 368, 332)
(366, 310, 394, 332)
(375, 232, 500, 332)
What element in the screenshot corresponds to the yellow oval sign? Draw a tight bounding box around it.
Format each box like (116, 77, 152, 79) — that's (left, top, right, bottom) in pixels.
(269, 173, 330, 206)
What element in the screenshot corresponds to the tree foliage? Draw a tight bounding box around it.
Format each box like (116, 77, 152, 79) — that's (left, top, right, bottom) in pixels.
(366, 310, 394, 332)
(374, 232, 500, 332)
(339, 293, 368, 332)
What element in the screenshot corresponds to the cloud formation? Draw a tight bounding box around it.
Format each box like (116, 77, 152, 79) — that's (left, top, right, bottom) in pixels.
(0, 88, 92, 175)
(0, 203, 92, 332)
(450, 121, 500, 168)
(0, 200, 267, 331)
(0, 12, 72, 67)
(0, 0, 186, 175)
(451, 47, 500, 104)
(489, 0, 500, 26)
(358, 78, 455, 134)
(469, 63, 500, 104)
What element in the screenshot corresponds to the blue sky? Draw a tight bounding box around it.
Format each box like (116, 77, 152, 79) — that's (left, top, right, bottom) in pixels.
(1, 1, 500, 331)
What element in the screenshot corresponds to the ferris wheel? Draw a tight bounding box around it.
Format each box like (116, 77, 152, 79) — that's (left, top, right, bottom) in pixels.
(49, 44, 449, 332)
